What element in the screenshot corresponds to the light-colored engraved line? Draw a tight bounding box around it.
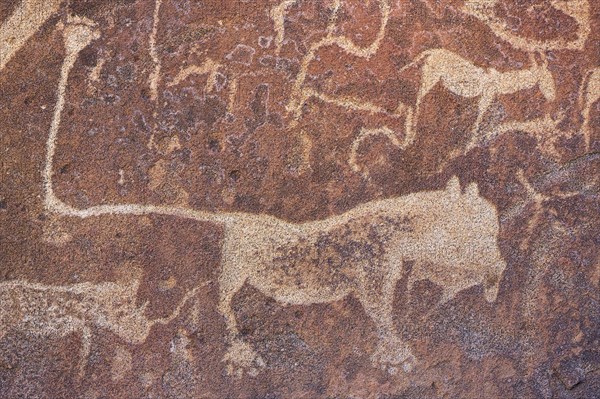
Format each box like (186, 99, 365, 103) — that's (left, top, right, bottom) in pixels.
(398, 49, 555, 149)
(304, 88, 396, 116)
(44, 16, 100, 213)
(463, 0, 590, 52)
(270, 0, 299, 55)
(41, 19, 247, 226)
(326, 0, 342, 35)
(148, 0, 162, 101)
(227, 77, 238, 114)
(88, 56, 105, 83)
(0, 0, 63, 72)
(286, 0, 390, 122)
(168, 58, 221, 92)
(349, 126, 402, 177)
(578, 67, 600, 151)
(298, 131, 313, 173)
(151, 282, 209, 326)
(514, 169, 579, 250)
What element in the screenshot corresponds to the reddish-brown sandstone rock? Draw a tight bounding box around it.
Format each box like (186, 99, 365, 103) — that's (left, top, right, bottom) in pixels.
(0, 1, 599, 398)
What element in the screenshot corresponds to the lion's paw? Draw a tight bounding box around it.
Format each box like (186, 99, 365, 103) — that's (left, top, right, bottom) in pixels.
(223, 340, 265, 378)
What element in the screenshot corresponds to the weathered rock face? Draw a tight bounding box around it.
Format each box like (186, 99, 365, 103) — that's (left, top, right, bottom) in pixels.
(0, 0, 599, 398)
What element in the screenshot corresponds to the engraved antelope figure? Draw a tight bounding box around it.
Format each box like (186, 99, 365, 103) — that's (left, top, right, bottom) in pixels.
(0, 277, 201, 379)
(399, 49, 556, 150)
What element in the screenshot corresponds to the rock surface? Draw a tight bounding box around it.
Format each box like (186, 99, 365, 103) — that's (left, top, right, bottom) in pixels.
(0, 0, 599, 398)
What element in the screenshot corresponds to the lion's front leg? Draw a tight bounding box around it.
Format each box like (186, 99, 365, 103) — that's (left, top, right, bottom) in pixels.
(357, 277, 415, 374)
(222, 338, 266, 378)
(369, 333, 415, 374)
(77, 325, 92, 380)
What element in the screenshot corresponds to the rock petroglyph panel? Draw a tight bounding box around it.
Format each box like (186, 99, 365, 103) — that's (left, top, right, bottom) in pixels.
(40, 17, 505, 378)
(1, 0, 600, 397)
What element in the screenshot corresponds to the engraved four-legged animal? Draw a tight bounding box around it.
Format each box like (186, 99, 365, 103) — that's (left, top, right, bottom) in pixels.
(399, 49, 556, 150)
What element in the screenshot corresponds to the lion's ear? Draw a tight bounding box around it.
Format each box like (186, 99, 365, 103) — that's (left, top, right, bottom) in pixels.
(466, 182, 480, 198)
(446, 176, 460, 199)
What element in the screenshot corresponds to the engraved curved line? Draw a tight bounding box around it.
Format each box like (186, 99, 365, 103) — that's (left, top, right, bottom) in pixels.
(348, 126, 402, 177)
(579, 67, 600, 151)
(167, 58, 221, 92)
(270, 0, 299, 55)
(148, 0, 162, 101)
(285, 0, 391, 122)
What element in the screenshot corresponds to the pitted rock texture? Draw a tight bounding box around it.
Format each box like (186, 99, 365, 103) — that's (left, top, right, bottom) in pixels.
(0, 1, 599, 398)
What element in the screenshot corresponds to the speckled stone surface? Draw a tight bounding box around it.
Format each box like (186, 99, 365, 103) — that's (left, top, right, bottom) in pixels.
(0, 1, 599, 398)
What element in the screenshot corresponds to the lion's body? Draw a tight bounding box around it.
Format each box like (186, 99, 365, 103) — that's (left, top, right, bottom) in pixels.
(218, 177, 506, 372)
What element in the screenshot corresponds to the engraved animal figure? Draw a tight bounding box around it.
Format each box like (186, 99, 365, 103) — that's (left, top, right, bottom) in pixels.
(216, 177, 505, 374)
(579, 67, 600, 151)
(399, 49, 556, 150)
(0, 278, 201, 379)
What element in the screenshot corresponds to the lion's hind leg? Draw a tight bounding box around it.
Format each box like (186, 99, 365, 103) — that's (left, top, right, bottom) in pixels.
(218, 260, 264, 377)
